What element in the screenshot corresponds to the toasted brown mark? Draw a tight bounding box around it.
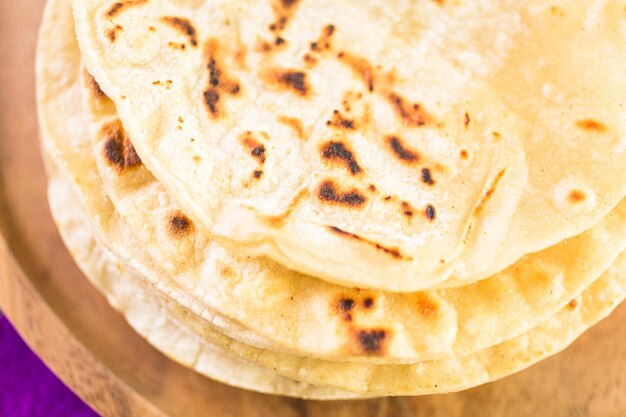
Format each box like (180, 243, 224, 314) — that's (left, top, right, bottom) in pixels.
(416, 295, 438, 318)
(107, 25, 124, 42)
(310, 24, 335, 52)
(318, 181, 366, 207)
(101, 120, 142, 170)
(203, 39, 241, 118)
(321, 141, 362, 175)
(568, 189, 587, 204)
(568, 299, 578, 310)
(368, 184, 377, 192)
(160, 17, 198, 47)
(425, 204, 436, 221)
(576, 119, 607, 132)
(167, 211, 194, 238)
(327, 226, 406, 260)
(388, 93, 431, 127)
(460, 149, 469, 160)
(337, 297, 355, 321)
(302, 53, 318, 66)
(271, 69, 309, 96)
(362, 297, 374, 309)
(421, 168, 435, 186)
(387, 136, 420, 163)
(338, 52, 375, 92)
(253, 170, 263, 179)
(240, 132, 267, 163)
(401, 201, 414, 218)
(464, 112, 471, 127)
(105, 0, 148, 18)
(326, 110, 356, 130)
(269, 0, 301, 32)
(355, 329, 388, 355)
(474, 169, 506, 216)
(278, 116, 305, 139)
(83, 69, 106, 101)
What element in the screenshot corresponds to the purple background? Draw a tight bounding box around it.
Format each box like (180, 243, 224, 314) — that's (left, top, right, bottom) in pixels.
(0, 315, 99, 417)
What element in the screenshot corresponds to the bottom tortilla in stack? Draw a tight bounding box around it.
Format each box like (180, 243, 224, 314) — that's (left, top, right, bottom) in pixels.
(36, 0, 626, 398)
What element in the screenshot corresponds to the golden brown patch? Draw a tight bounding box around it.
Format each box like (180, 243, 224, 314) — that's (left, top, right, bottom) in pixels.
(353, 329, 389, 355)
(105, 0, 148, 18)
(321, 141, 362, 175)
(106, 25, 124, 42)
(167, 211, 194, 238)
(240, 131, 267, 163)
(421, 168, 435, 186)
(266, 69, 310, 96)
(269, 0, 301, 32)
(337, 52, 375, 92)
(203, 39, 241, 118)
(464, 112, 470, 127)
(326, 110, 356, 130)
(568, 299, 578, 310)
(83, 68, 107, 102)
(302, 53, 318, 67)
(568, 189, 587, 204)
(416, 294, 438, 318)
(310, 24, 335, 52)
(473, 169, 506, 217)
(101, 120, 142, 170)
(576, 119, 607, 132)
(327, 226, 408, 260)
(318, 181, 366, 207)
(160, 17, 198, 47)
(386, 136, 420, 163)
(387, 93, 431, 127)
(460, 149, 469, 160)
(278, 116, 306, 139)
(400, 201, 414, 218)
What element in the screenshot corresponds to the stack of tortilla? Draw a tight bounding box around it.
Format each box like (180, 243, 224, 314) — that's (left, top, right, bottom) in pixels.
(36, 0, 626, 398)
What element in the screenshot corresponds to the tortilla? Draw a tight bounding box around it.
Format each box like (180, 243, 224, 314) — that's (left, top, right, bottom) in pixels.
(72, 0, 626, 291)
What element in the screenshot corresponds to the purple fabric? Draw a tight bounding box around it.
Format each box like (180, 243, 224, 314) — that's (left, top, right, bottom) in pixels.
(0, 316, 99, 417)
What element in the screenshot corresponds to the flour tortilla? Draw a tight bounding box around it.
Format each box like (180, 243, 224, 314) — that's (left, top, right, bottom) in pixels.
(72, 0, 626, 291)
(38, 0, 626, 395)
(81, 66, 626, 365)
(47, 170, 361, 399)
(40, 0, 626, 366)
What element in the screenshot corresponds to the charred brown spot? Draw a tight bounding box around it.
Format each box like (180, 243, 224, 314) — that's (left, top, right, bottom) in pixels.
(464, 112, 471, 127)
(388, 93, 431, 127)
(107, 25, 124, 42)
(338, 52, 375, 92)
(318, 181, 366, 207)
(474, 169, 506, 216)
(568, 189, 587, 204)
(101, 120, 141, 170)
(387, 136, 420, 163)
(355, 329, 388, 355)
(161, 17, 198, 47)
(321, 141, 362, 175)
(269, 69, 309, 96)
(105, 0, 148, 18)
(270, 0, 301, 32)
(278, 116, 306, 140)
(336, 297, 355, 321)
(425, 204, 436, 221)
(203, 39, 241, 118)
(576, 119, 607, 132)
(253, 170, 263, 179)
(460, 149, 469, 160)
(167, 211, 194, 238)
(83, 69, 106, 101)
(326, 110, 355, 130)
(368, 184, 377, 192)
(310, 24, 335, 52)
(327, 226, 406, 260)
(421, 168, 435, 186)
(401, 201, 414, 218)
(303, 53, 318, 66)
(362, 297, 374, 309)
(568, 299, 578, 310)
(240, 132, 267, 163)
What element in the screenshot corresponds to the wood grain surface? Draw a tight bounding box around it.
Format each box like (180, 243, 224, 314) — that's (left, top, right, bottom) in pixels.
(1, 1, 625, 416)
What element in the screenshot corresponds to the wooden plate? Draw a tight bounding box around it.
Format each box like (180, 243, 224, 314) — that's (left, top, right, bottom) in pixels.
(1, 1, 625, 415)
